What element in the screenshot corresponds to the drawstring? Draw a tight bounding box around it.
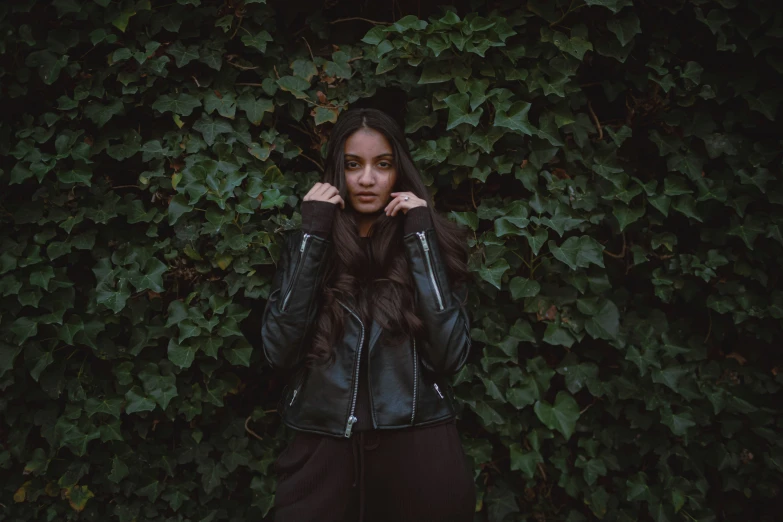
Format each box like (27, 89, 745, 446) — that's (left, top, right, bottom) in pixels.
(351, 431, 380, 522)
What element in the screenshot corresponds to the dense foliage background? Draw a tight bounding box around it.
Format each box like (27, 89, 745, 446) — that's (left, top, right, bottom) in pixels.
(2, 0, 782, 520)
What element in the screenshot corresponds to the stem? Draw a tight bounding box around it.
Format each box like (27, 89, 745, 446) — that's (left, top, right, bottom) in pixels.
(329, 17, 390, 25)
(245, 416, 264, 441)
(587, 100, 604, 141)
(549, 2, 587, 28)
(230, 15, 243, 40)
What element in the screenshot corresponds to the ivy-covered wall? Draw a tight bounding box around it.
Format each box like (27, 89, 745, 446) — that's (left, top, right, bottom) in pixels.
(1, 0, 782, 520)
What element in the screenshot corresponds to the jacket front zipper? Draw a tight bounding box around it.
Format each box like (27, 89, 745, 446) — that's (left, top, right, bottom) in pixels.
(280, 233, 310, 312)
(434, 383, 444, 399)
(411, 339, 418, 424)
(416, 231, 444, 311)
(289, 388, 299, 405)
(339, 302, 365, 438)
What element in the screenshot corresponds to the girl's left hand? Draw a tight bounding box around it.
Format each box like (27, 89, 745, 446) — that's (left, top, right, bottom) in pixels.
(385, 192, 427, 216)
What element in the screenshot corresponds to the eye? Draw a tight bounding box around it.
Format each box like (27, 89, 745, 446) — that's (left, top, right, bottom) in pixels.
(378, 161, 393, 169)
(345, 161, 360, 169)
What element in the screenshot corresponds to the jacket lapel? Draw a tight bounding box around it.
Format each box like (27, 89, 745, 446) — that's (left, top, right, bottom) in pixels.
(367, 319, 383, 356)
(336, 297, 384, 355)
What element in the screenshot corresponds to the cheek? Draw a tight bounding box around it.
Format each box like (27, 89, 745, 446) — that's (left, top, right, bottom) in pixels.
(382, 170, 398, 193)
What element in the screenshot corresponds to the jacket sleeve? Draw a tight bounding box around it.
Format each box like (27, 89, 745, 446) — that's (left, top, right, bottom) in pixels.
(261, 228, 331, 370)
(403, 213, 471, 376)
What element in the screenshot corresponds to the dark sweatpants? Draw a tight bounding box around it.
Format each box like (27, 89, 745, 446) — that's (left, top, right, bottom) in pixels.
(272, 418, 476, 522)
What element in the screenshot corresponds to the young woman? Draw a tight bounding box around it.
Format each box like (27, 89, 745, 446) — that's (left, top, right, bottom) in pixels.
(261, 108, 476, 522)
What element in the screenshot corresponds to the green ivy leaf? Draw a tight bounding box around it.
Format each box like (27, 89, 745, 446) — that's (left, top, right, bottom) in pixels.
(124, 386, 156, 414)
(84, 99, 124, 127)
(584, 0, 633, 13)
(139, 365, 178, 409)
(167, 339, 198, 369)
(66, 485, 95, 512)
(660, 406, 696, 436)
(152, 93, 201, 116)
(197, 458, 229, 494)
(552, 31, 593, 60)
(509, 277, 541, 299)
(108, 457, 129, 483)
(543, 323, 576, 348)
(443, 93, 483, 129)
(607, 12, 641, 46)
(25, 50, 69, 85)
(128, 258, 167, 293)
(478, 259, 510, 290)
(166, 41, 199, 67)
(510, 443, 543, 479)
(204, 91, 236, 119)
(584, 299, 620, 340)
(241, 30, 272, 52)
(494, 101, 535, 136)
(84, 397, 123, 418)
(727, 216, 765, 250)
(534, 391, 581, 440)
(276, 76, 311, 99)
(192, 116, 233, 146)
(548, 236, 605, 270)
(12, 317, 39, 344)
(238, 93, 274, 125)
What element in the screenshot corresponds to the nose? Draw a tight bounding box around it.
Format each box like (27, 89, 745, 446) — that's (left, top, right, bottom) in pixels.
(358, 165, 374, 186)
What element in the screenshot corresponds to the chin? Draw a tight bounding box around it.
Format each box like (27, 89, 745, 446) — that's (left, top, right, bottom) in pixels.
(353, 201, 383, 214)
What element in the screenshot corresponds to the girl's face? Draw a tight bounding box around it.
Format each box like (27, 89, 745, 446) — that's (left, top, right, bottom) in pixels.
(343, 128, 398, 215)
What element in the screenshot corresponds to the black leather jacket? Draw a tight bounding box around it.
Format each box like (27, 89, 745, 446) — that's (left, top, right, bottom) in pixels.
(260, 221, 471, 438)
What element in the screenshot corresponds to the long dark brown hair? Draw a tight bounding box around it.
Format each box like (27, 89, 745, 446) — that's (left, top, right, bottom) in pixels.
(305, 108, 471, 369)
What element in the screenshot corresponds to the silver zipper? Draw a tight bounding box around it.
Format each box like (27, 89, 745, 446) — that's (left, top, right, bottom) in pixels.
(280, 233, 310, 312)
(434, 383, 444, 399)
(339, 301, 365, 438)
(416, 231, 444, 311)
(289, 388, 299, 406)
(411, 339, 418, 424)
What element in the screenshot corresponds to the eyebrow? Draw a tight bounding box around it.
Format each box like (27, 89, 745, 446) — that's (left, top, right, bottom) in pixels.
(344, 153, 394, 159)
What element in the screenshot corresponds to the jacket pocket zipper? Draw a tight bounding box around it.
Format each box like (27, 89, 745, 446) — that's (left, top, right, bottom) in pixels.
(289, 371, 305, 406)
(416, 231, 444, 311)
(433, 382, 444, 399)
(411, 339, 418, 424)
(280, 233, 311, 312)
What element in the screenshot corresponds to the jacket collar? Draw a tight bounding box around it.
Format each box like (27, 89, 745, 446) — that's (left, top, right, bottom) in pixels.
(336, 297, 384, 356)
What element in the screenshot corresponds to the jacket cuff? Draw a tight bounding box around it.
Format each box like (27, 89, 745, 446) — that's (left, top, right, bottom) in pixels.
(301, 200, 337, 238)
(404, 206, 433, 236)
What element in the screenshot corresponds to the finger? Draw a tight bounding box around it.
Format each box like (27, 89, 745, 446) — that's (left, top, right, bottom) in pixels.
(306, 182, 324, 199)
(387, 197, 404, 216)
(391, 200, 409, 216)
(314, 183, 332, 199)
(327, 194, 344, 209)
(384, 195, 399, 214)
(388, 194, 413, 215)
(394, 193, 418, 210)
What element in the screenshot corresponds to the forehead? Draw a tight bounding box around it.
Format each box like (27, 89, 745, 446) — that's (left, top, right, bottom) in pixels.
(344, 128, 392, 156)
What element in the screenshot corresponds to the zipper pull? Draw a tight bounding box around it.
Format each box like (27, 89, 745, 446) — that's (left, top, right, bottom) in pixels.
(344, 415, 357, 438)
(289, 389, 298, 406)
(300, 233, 310, 252)
(433, 383, 444, 399)
(417, 231, 429, 251)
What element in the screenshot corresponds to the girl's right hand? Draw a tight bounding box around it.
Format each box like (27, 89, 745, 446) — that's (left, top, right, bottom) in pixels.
(303, 182, 345, 209)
